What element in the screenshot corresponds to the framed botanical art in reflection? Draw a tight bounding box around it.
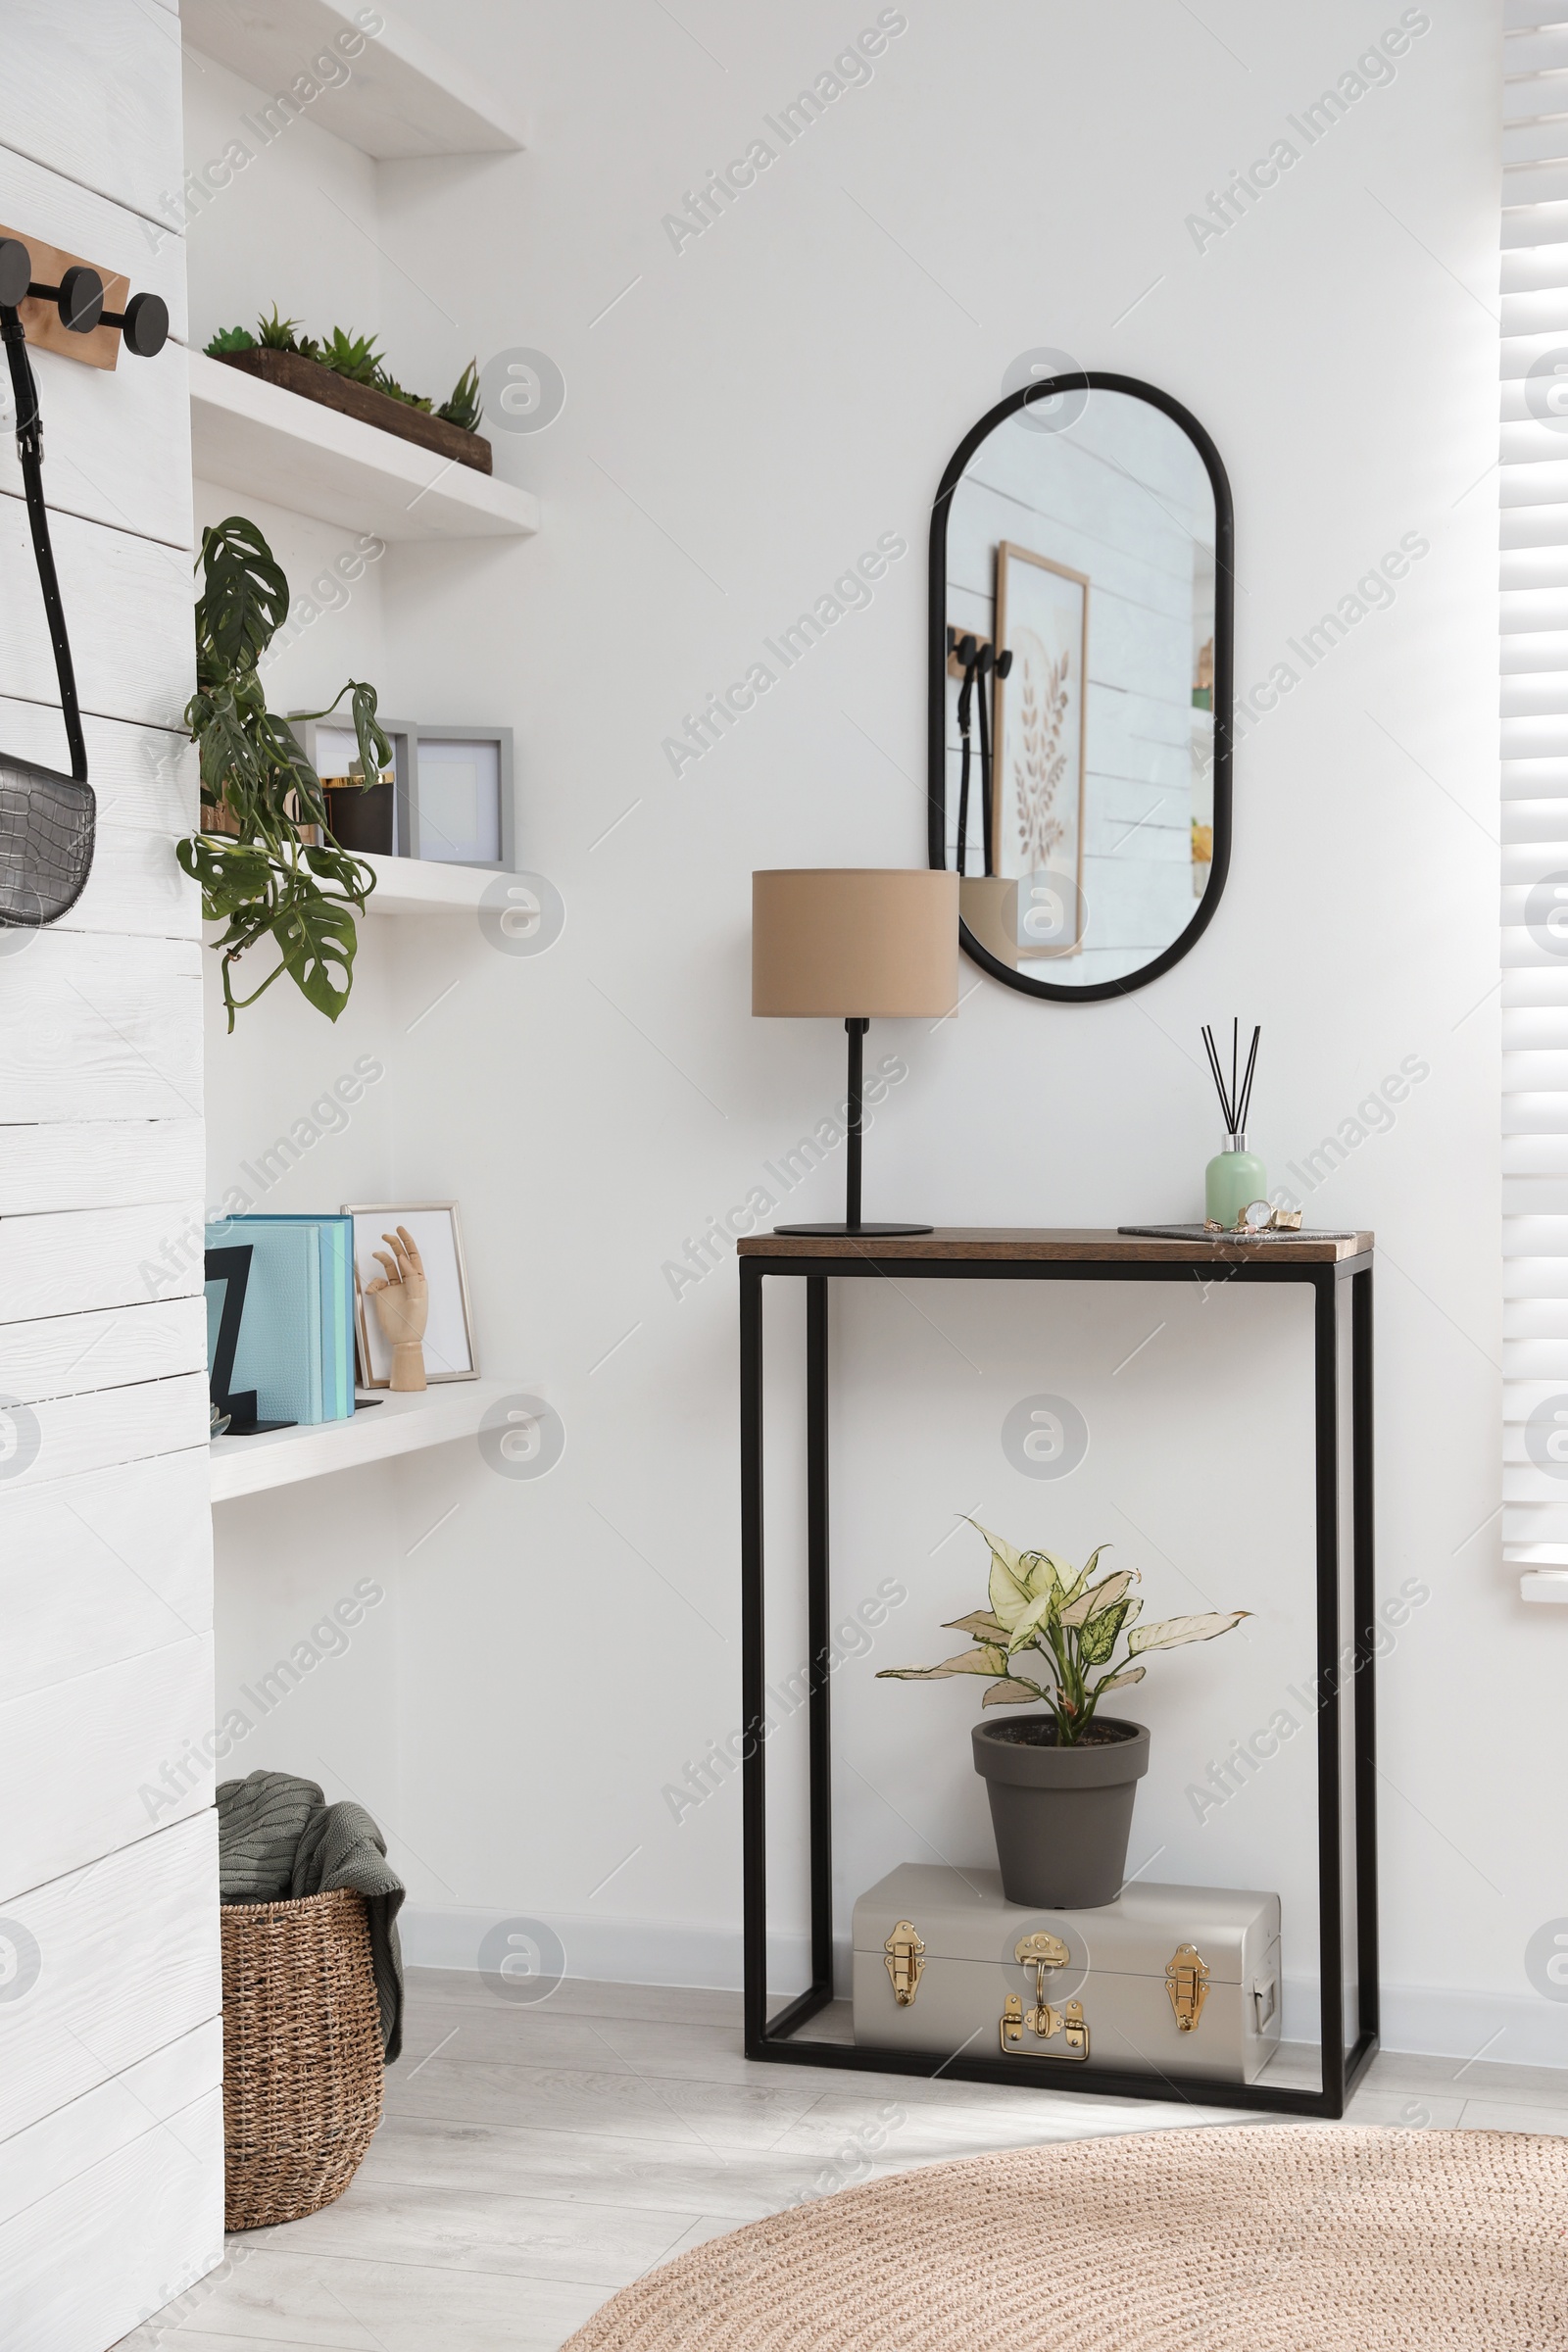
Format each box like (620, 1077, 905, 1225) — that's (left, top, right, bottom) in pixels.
(994, 542, 1089, 957)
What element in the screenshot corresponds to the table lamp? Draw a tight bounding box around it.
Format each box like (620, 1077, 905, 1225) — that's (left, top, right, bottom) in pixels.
(752, 867, 958, 1235)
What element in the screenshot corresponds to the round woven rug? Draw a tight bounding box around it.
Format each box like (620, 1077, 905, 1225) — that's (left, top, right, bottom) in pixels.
(562, 2126, 1568, 2350)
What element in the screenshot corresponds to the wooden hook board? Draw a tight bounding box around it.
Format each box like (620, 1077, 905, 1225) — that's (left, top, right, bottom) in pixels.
(947, 626, 995, 679)
(0, 222, 126, 371)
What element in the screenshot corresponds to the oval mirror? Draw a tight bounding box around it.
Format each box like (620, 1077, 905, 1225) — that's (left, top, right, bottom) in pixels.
(928, 372, 1232, 1000)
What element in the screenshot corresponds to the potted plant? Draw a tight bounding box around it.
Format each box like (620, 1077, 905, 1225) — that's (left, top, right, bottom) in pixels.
(879, 1522, 1249, 1906)
(178, 515, 391, 1032)
(205, 310, 489, 474)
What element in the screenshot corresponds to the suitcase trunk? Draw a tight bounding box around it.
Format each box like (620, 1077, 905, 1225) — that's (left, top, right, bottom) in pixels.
(852, 1864, 1281, 2083)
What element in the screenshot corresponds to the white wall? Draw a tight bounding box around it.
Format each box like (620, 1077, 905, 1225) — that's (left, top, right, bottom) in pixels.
(190, 1, 1532, 2068)
(0, 6, 222, 2343)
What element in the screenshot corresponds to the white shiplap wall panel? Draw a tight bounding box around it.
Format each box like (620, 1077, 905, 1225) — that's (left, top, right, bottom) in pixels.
(0, 4, 186, 243)
(0, 496, 192, 732)
(0, 2024, 223, 2352)
(0, 1629, 214, 1904)
(0, 9, 220, 2332)
(0, 1447, 211, 1706)
(0, 337, 193, 548)
(0, 1295, 205, 1403)
(0, 1809, 220, 2141)
(48, 824, 200, 941)
(0, 135, 189, 341)
(0, 933, 202, 1121)
(0, 1201, 201, 1320)
(1503, 17, 1568, 1567)
(0, 1117, 202, 1214)
(10, 1374, 208, 1493)
(0, 702, 195, 836)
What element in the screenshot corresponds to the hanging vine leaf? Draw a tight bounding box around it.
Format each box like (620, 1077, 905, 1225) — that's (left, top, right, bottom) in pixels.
(179, 515, 388, 1030)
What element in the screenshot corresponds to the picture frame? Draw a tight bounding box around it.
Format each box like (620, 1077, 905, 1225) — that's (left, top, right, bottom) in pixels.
(291, 715, 514, 870)
(993, 542, 1089, 957)
(343, 1201, 479, 1387)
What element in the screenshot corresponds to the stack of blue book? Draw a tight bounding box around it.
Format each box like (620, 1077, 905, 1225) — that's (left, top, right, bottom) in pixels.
(207, 1214, 356, 1426)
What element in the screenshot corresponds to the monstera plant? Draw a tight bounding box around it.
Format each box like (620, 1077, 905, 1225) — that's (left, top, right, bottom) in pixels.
(177, 515, 390, 1031)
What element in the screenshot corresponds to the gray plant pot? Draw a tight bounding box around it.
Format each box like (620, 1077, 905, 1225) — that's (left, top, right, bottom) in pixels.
(971, 1715, 1151, 1908)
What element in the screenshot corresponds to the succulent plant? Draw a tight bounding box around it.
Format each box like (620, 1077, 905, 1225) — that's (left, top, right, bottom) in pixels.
(256, 305, 305, 351)
(372, 368, 433, 413)
(878, 1521, 1249, 1744)
(318, 325, 384, 385)
(436, 360, 482, 433)
(214, 310, 484, 435)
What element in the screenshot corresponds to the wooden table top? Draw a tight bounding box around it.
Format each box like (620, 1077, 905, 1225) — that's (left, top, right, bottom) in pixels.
(738, 1226, 1374, 1265)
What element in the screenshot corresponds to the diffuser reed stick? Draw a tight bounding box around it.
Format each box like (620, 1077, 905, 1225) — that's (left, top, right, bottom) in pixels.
(1202, 1018, 1260, 1140)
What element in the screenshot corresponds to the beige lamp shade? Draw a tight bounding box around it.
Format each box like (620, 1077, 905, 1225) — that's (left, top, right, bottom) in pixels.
(752, 868, 959, 1017)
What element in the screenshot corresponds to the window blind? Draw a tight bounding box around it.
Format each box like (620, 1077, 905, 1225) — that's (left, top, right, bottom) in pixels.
(1502, 8, 1568, 1580)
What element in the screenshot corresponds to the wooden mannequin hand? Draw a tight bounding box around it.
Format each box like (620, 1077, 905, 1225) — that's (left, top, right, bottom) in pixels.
(365, 1224, 428, 1390)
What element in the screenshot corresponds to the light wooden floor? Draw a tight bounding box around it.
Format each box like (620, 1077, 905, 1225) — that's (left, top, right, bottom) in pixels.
(122, 1968, 1568, 2352)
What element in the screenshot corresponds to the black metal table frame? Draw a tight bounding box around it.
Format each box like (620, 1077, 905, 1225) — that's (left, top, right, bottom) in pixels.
(739, 1245, 1378, 2120)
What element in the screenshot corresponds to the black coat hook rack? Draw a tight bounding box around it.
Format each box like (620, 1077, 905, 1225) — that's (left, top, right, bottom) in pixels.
(0, 234, 168, 362)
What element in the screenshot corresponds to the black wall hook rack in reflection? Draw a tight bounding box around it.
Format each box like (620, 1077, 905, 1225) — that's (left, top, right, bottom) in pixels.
(0, 236, 168, 358)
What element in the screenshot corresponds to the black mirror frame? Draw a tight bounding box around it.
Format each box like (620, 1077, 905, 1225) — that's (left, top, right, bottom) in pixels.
(927, 371, 1234, 1003)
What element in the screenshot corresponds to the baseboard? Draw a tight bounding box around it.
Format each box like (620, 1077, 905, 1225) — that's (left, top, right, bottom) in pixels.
(399, 1902, 803, 1992)
(1373, 1982, 1568, 2071)
(400, 1905, 1568, 2074)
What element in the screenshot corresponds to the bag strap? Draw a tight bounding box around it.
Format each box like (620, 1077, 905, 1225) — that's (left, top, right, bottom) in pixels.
(1, 309, 86, 782)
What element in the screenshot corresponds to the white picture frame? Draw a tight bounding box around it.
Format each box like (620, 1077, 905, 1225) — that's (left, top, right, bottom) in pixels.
(343, 1201, 478, 1387)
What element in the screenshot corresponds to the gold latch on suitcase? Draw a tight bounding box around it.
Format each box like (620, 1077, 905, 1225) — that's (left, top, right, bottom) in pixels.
(1000, 1932, 1089, 2061)
(1165, 1942, 1210, 2032)
(883, 1920, 924, 2005)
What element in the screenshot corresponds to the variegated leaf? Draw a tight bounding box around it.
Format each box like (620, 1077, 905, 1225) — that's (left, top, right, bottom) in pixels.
(1057, 1542, 1110, 1606)
(1077, 1598, 1130, 1668)
(981, 1679, 1037, 1706)
(966, 1519, 1028, 1581)
(877, 1645, 1005, 1680)
(1005, 1591, 1058, 1652)
(1022, 1547, 1076, 1599)
(970, 1520, 1033, 1629)
(1094, 1664, 1146, 1693)
(988, 1561, 1031, 1630)
(1059, 1568, 1133, 1629)
(943, 1610, 1008, 1642)
(1127, 1609, 1250, 1656)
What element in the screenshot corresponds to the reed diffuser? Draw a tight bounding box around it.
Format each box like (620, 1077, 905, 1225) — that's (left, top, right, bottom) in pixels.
(1202, 1019, 1265, 1228)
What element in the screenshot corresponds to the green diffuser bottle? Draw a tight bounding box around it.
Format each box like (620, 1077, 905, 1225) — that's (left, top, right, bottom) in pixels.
(1206, 1131, 1266, 1227)
(1202, 1020, 1265, 1229)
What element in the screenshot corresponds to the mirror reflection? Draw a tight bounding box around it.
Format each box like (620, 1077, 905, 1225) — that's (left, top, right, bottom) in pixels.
(938, 382, 1226, 994)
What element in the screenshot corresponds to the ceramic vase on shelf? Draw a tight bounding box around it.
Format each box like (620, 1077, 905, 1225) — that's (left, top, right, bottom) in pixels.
(1205, 1132, 1266, 1228)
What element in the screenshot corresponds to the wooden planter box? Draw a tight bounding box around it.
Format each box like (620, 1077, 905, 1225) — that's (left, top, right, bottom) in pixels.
(213, 348, 491, 474)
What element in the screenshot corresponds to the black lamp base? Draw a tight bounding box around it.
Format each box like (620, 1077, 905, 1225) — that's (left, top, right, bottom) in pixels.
(771, 1220, 934, 1237)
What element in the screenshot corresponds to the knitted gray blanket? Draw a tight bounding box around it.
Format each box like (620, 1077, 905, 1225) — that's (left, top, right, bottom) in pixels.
(217, 1769, 404, 2062)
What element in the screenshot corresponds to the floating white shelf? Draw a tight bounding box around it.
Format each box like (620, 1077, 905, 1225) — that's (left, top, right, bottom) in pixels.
(188, 352, 541, 544)
(1521, 1569, 1568, 1604)
(361, 854, 498, 914)
(211, 1378, 525, 1501)
(180, 0, 524, 160)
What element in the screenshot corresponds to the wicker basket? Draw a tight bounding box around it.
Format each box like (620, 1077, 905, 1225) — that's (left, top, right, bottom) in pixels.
(220, 1886, 385, 2230)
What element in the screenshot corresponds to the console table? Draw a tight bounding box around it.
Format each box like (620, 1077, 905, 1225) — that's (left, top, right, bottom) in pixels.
(737, 1226, 1377, 2119)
